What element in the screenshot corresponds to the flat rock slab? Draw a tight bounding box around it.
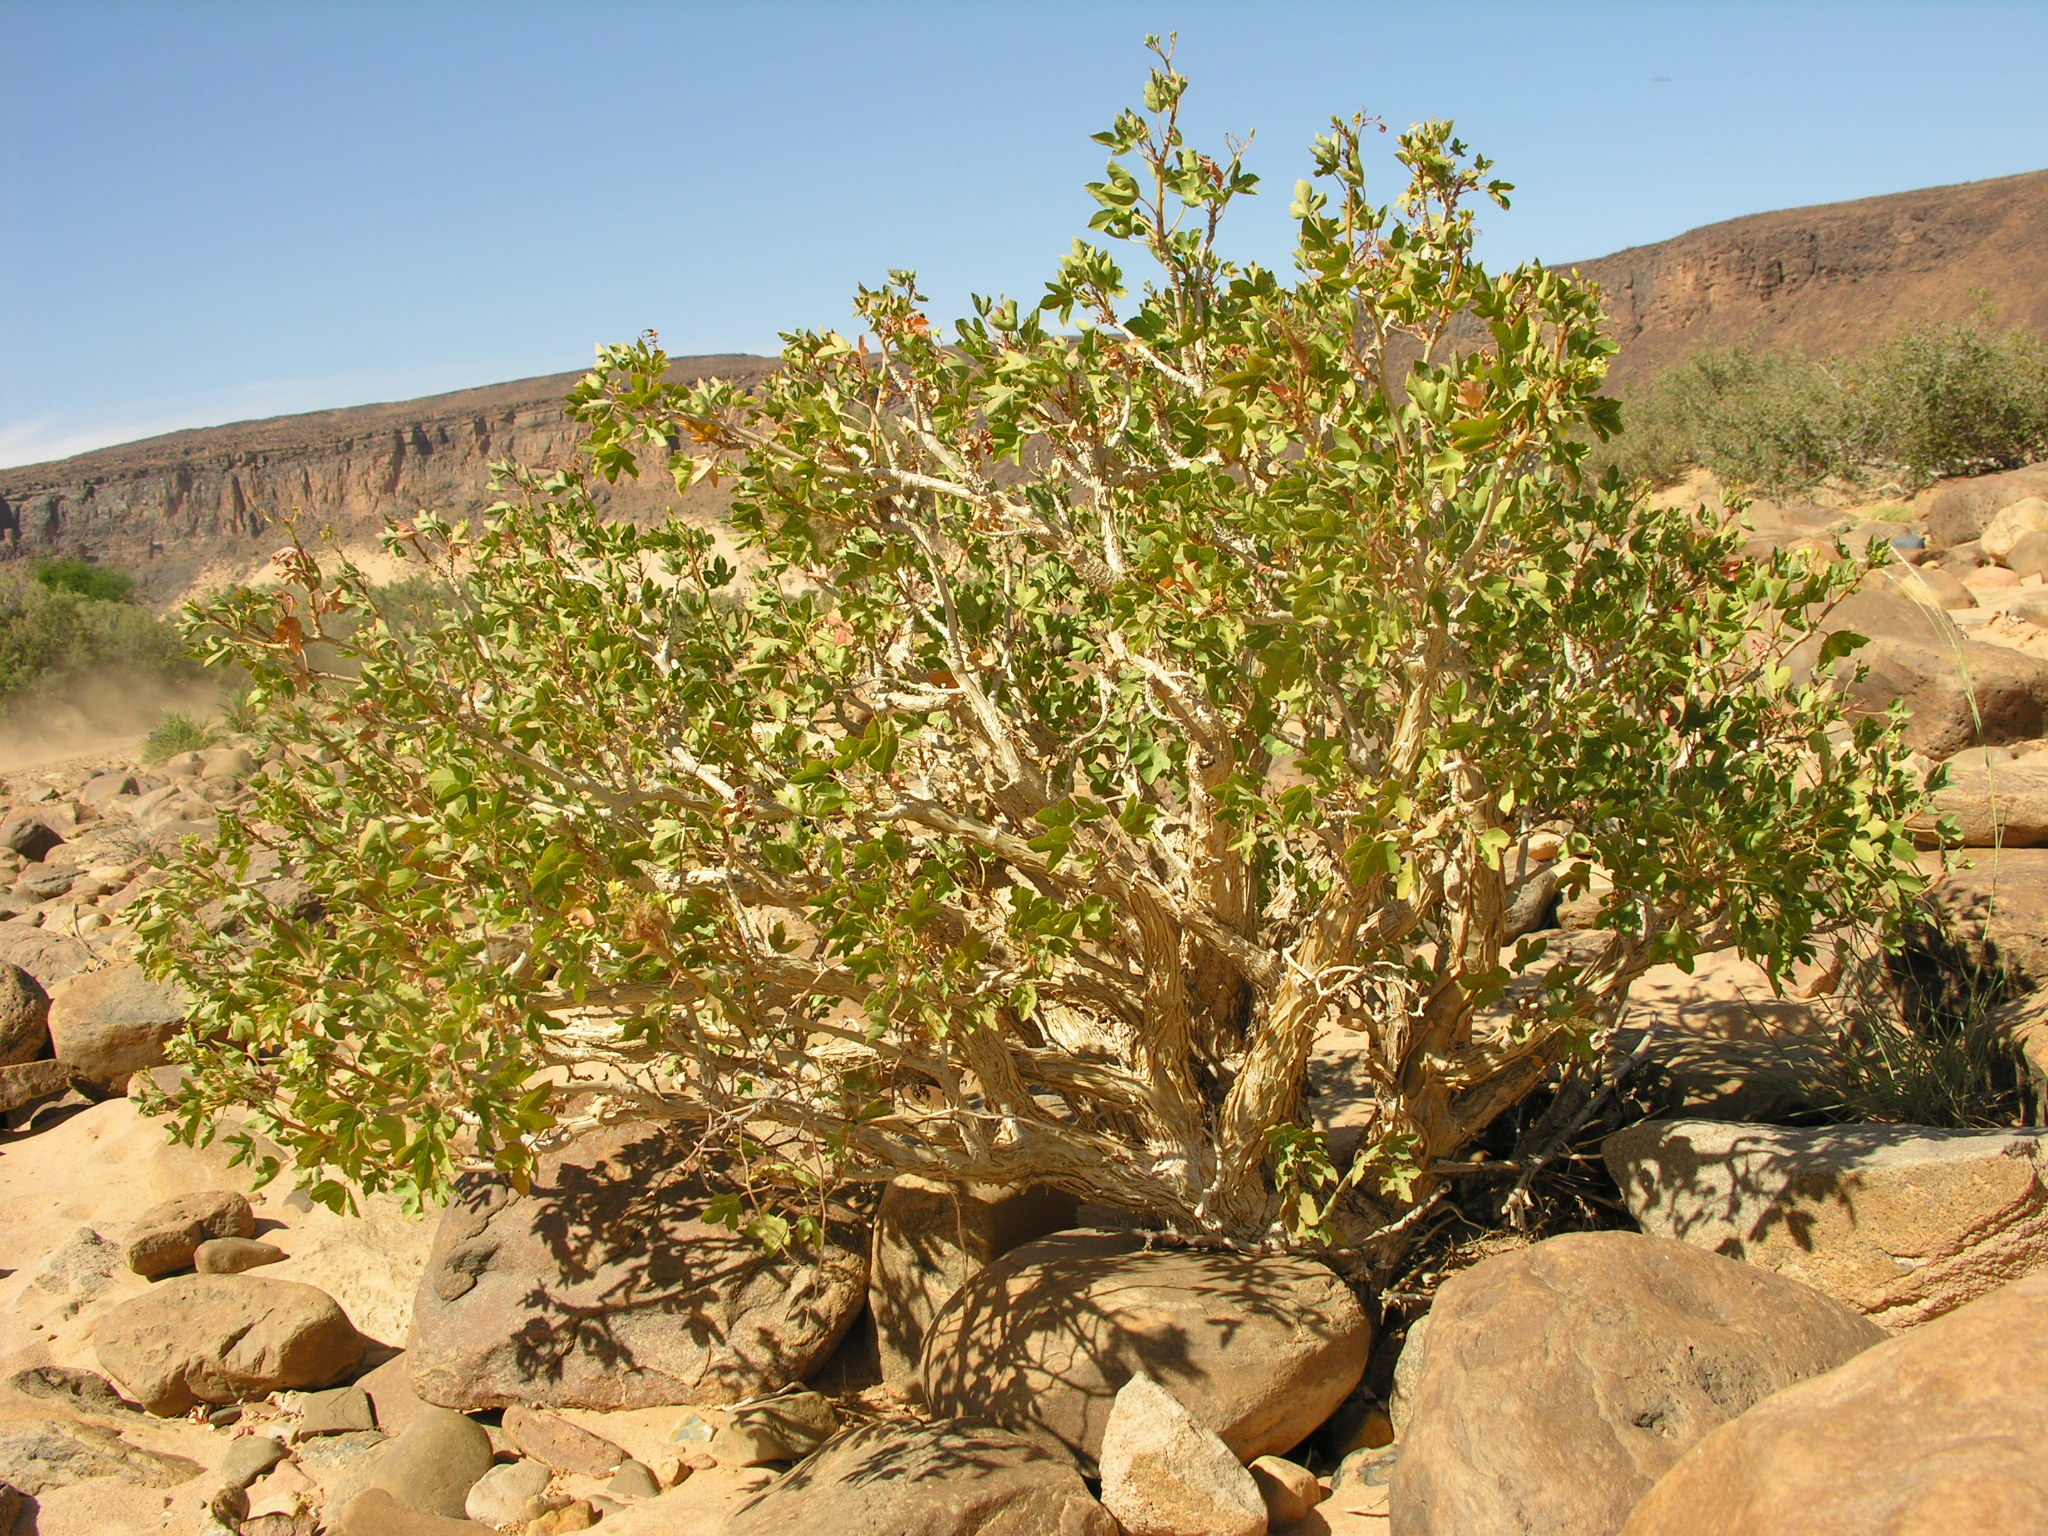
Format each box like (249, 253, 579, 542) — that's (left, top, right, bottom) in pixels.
(1389, 1231, 1882, 1536)
(406, 1122, 869, 1412)
(918, 1228, 1372, 1472)
(1621, 1267, 2048, 1536)
(1606, 1118, 2048, 1328)
(725, 1420, 1114, 1536)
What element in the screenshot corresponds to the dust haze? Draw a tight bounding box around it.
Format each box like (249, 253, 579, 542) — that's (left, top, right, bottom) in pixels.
(0, 671, 226, 775)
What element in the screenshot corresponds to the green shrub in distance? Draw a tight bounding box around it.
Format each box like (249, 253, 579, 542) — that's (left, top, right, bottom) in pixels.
(136, 51, 1929, 1262)
(1601, 321, 2048, 491)
(33, 557, 136, 604)
(142, 710, 222, 764)
(0, 568, 202, 709)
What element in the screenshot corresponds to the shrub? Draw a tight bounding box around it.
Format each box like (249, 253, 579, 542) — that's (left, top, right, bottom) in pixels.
(0, 568, 201, 709)
(33, 557, 137, 604)
(1600, 322, 2048, 491)
(142, 710, 222, 764)
(1798, 929, 2035, 1129)
(136, 54, 1928, 1258)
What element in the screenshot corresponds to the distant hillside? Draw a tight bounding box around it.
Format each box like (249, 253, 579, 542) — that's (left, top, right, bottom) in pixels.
(0, 356, 777, 602)
(1569, 168, 2048, 387)
(4, 168, 2046, 600)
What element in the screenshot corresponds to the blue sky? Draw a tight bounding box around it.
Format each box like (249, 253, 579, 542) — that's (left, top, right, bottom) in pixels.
(4, 0, 2046, 468)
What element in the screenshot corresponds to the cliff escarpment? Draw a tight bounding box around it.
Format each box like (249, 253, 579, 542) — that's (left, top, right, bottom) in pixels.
(1571, 168, 2048, 387)
(0, 355, 775, 602)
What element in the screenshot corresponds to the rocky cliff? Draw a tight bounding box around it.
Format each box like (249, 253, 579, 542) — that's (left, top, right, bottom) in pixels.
(0, 355, 775, 602)
(5, 169, 2046, 601)
(1570, 167, 2048, 387)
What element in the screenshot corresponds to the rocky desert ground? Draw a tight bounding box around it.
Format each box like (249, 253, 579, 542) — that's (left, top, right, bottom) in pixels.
(0, 459, 2045, 1536)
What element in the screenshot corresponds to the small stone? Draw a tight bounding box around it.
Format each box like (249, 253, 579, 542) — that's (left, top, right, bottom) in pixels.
(463, 1457, 554, 1528)
(525, 1498, 598, 1534)
(1098, 1374, 1265, 1536)
(196, 1236, 287, 1274)
(607, 1457, 660, 1499)
(217, 1435, 289, 1490)
(0, 815, 64, 861)
(502, 1405, 625, 1478)
(1250, 1454, 1323, 1526)
(207, 1406, 243, 1427)
(368, 1406, 495, 1520)
(0, 1058, 70, 1114)
(295, 1385, 375, 1438)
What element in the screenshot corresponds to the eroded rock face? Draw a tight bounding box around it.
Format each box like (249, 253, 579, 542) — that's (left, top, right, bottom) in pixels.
(406, 1123, 869, 1411)
(93, 1274, 368, 1415)
(918, 1229, 1372, 1472)
(1620, 1268, 2048, 1536)
(1389, 1231, 1882, 1536)
(1605, 1119, 2048, 1329)
(725, 1420, 1115, 1536)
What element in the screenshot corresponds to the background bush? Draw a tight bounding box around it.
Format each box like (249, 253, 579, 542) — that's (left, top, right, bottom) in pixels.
(0, 564, 204, 709)
(1599, 320, 2048, 491)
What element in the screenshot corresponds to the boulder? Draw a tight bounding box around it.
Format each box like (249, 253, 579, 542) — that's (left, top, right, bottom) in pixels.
(0, 960, 50, 1065)
(1846, 633, 2048, 758)
(1804, 586, 2048, 746)
(465, 1457, 556, 1528)
(1605, 1118, 2048, 1329)
(871, 1175, 1079, 1398)
(0, 1057, 71, 1114)
(0, 814, 65, 862)
(725, 1420, 1115, 1536)
(93, 1274, 369, 1415)
(125, 1189, 257, 1277)
(368, 1405, 495, 1519)
(1620, 1267, 2048, 1536)
(46, 963, 187, 1088)
(1922, 463, 2048, 550)
(1895, 562, 1971, 609)
(708, 1391, 838, 1465)
(501, 1405, 625, 1477)
(918, 1228, 1372, 1471)
(0, 921, 94, 987)
(1979, 495, 2048, 561)
(1923, 845, 2048, 984)
(406, 1122, 869, 1410)
(1909, 757, 2048, 845)
(1249, 1455, 1323, 1527)
(1098, 1373, 1265, 1536)
(1389, 1230, 1881, 1536)
(2007, 527, 2048, 581)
